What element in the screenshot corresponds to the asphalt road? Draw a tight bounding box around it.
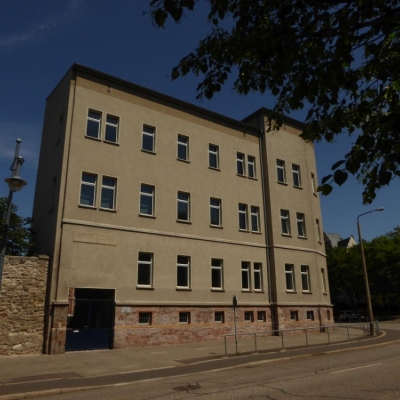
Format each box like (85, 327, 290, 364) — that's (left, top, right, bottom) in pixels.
(39, 339, 400, 400)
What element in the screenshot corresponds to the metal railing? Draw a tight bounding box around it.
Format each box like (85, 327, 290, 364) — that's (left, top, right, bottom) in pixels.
(222, 321, 380, 357)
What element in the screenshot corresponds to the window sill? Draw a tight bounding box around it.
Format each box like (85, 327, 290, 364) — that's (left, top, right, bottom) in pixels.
(248, 176, 257, 181)
(136, 286, 154, 290)
(210, 225, 223, 229)
(251, 231, 262, 235)
(286, 290, 297, 294)
(85, 135, 101, 142)
(139, 213, 156, 219)
(281, 233, 292, 237)
(141, 149, 156, 155)
(323, 292, 328, 295)
(239, 228, 249, 233)
(254, 290, 264, 293)
(298, 236, 308, 240)
(209, 166, 221, 171)
(78, 204, 97, 210)
(318, 240, 323, 244)
(211, 288, 225, 292)
(313, 192, 318, 197)
(177, 158, 190, 163)
(236, 173, 247, 178)
(277, 181, 288, 185)
(104, 140, 119, 146)
(293, 185, 303, 190)
(177, 219, 192, 224)
(176, 287, 192, 291)
(99, 207, 117, 213)
(302, 291, 312, 294)
(241, 289, 252, 293)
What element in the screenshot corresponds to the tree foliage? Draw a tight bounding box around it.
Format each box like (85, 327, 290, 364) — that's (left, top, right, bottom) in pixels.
(149, 0, 400, 203)
(0, 197, 33, 256)
(327, 227, 400, 310)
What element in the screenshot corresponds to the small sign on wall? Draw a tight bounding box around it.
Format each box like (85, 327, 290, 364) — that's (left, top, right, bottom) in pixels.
(121, 307, 131, 314)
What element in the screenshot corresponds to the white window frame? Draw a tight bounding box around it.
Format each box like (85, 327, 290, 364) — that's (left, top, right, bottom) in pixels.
(296, 212, 307, 237)
(285, 264, 295, 292)
(244, 311, 254, 322)
(292, 164, 301, 187)
(177, 255, 190, 289)
(301, 265, 311, 292)
(177, 191, 190, 222)
(247, 155, 256, 178)
(241, 261, 251, 291)
(251, 206, 260, 233)
(179, 312, 190, 324)
(281, 209, 291, 235)
(277, 159, 286, 183)
(210, 198, 222, 227)
(209, 144, 220, 169)
(253, 263, 263, 291)
(100, 176, 117, 210)
(238, 203, 248, 231)
(211, 259, 223, 290)
(138, 312, 152, 325)
(311, 172, 317, 194)
(316, 219, 322, 242)
(177, 135, 189, 161)
(86, 110, 101, 140)
(321, 268, 327, 294)
(105, 115, 119, 143)
(142, 124, 156, 153)
(215, 311, 224, 323)
(139, 184, 155, 216)
(137, 252, 153, 287)
(80, 173, 97, 207)
(236, 152, 245, 176)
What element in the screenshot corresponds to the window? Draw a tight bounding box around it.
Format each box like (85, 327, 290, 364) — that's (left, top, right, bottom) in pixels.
(301, 265, 310, 292)
(142, 125, 155, 152)
(215, 311, 224, 323)
(210, 198, 222, 226)
(296, 212, 306, 237)
(237, 152, 245, 175)
(280, 209, 291, 235)
(105, 115, 119, 143)
(179, 312, 190, 324)
(137, 252, 153, 287)
(244, 311, 253, 322)
(316, 219, 322, 242)
(177, 192, 190, 222)
(177, 135, 189, 161)
(80, 173, 97, 207)
(285, 264, 295, 291)
(307, 311, 314, 320)
(257, 311, 266, 322)
(292, 164, 301, 187)
(254, 263, 262, 291)
(140, 184, 155, 216)
(327, 310, 331, 320)
(177, 256, 190, 288)
(251, 206, 260, 232)
(211, 259, 223, 289)
(209, 144, 219, 169)
(321, 268, 327, 294)
(86, 110, 101, 139)
(100, 177, 116, 210)
(311, 173, 317, 194)
(238, 204, 248, 230)
(277, 159, 286, 183)
(247, 156, 256, 178)
(241, 261, 251, 290)
(290, 311, 299, 321)
(139, 312, 151, 325)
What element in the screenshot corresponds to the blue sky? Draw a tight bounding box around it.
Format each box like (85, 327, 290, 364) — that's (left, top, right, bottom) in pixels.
(1, 0, 398, 241)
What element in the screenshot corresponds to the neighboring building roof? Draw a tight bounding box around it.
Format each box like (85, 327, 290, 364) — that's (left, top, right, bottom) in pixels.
(325, 233, 342, 248)
(325, 233, 357, 248)
(338, 236, 357, 248)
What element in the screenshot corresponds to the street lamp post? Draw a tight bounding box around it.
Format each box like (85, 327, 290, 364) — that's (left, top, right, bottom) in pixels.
(0, 139, 27, 290)
(357, 207, 384, 336)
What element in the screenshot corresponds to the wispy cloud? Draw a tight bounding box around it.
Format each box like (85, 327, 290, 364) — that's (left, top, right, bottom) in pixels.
(0, 0, 81, 48)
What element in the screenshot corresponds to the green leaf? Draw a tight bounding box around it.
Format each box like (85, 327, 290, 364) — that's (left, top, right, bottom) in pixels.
(317, 184, 333, 196)
(321, 174, 332, 185)
(331, 160, 345, 170)
(333, 169, 348, 186)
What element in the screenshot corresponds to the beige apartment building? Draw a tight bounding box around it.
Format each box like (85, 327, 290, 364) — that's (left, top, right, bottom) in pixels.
(32, 64, 332, 354)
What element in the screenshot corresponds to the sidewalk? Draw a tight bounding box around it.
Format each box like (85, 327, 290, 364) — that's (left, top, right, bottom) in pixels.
(1, 323, 399, 399)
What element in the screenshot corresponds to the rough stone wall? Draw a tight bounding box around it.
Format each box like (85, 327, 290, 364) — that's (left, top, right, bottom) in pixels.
(0, 255, 49, 356)
(114, 306, 273, 348)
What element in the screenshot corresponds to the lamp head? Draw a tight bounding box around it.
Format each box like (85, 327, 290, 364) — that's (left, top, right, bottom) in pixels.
(375, 207, 384, 212)
(5, 176, 27, 192)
